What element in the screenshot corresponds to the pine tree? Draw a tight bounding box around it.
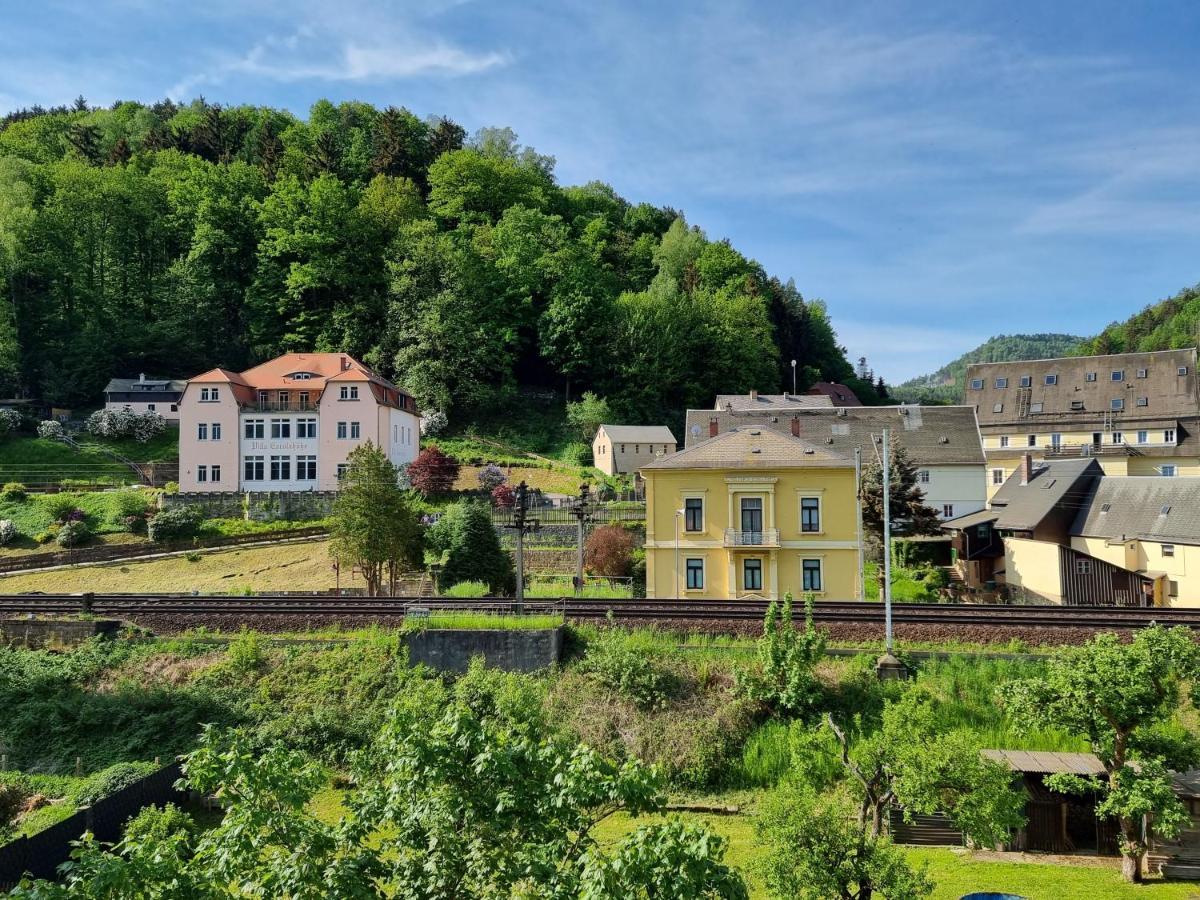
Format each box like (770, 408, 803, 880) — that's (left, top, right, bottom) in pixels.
(859, 441, 942, 557)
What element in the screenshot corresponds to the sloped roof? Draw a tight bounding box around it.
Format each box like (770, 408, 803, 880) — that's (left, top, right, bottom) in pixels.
(806, 382, 862, 406)
(988, 458, 1102, 531)
(684, 405, 984, 466)
(941, 508, 1000, 531)
(982, 749, 1106, 776)
(967, 347, 1200, 427)
(641, 426, 851, 471)
(188, 367, 250, 386)
(104, 377, 186, 393)
(599, 424, 677, 444)
(1070, 477, 1200, 547)
(713, 393, 835, 411)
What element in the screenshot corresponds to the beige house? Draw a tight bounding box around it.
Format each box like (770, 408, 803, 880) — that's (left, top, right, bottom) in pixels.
(593, 425, 677, 476)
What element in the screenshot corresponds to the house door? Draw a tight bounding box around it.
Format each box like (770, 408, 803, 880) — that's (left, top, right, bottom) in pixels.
(1092, 432, 1102, 449)
(740, 498, 763, 544)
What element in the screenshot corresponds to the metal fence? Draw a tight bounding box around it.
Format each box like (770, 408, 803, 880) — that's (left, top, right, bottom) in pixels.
(0, 762, 187, 890)
(490, 503, 645, 527)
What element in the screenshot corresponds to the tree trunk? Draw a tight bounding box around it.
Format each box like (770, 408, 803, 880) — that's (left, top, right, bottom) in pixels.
(1121, 850, 1142, 883)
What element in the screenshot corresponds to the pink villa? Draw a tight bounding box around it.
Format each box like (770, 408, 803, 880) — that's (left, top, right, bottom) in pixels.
(178, 353, 421, 492)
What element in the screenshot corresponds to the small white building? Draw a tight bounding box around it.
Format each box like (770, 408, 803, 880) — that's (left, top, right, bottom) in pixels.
(592, 424, 677, 476)
(104, 375, 186, 422)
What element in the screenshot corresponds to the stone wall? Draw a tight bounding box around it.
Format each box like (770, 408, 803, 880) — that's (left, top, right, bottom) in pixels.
(1, 618, 121, 649)
(163, 491, 337, 521)
(404, 627, 563, 674)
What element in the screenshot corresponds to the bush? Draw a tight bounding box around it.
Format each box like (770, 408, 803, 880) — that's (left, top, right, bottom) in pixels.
(76, 762, 157, 807)
(36, 419, 66, 441)
(122, 802, 197, 849)
(579, 628, 678, 712)
(112, 489, 152, 531)
(420, 409, 448, 436)
(584, 525, 636, 578)
(565, 392, 611, 442)
(56, 520, 89, 547)
(559, 441, 591, 467)
(0, 520, 15, 546)
(491, 482, 515, 508)
(0, 408, 21, 438)
(148, 505, 203, 542)
(408, 445, 460, 496)
(477, 463, 507, 492)
(84, 408, 168, 443)
(163, 481, 180, 495)
(34, 528, 57, 544)
(736, 593, 826, 718)
(225, 630, 267, 675)
(43, 492, 81, 522)
(428, 500, 514, 594)
(0, 482, 25, 503)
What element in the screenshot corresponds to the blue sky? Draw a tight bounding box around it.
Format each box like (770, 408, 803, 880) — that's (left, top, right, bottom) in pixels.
(3, 0, 1199, 382)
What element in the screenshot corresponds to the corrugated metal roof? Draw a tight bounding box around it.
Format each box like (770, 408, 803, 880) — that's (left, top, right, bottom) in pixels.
(982, 749, 1106, 776)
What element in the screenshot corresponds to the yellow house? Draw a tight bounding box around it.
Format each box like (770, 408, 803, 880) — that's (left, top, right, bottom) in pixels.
(640, 427, 861, 600)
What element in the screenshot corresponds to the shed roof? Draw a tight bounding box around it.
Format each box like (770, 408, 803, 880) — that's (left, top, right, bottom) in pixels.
(599, 424, 677, 444)
(641, 426, 851, 471)
(684, 405, 984, 466)
(713, 393, 834, 411)
(987, 458, 1102, 531)
(982, 749, 1106, 776)
(1070, 477, 1200, 547)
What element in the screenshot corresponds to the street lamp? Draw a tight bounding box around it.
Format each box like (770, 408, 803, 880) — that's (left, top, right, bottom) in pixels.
(674, 508, 685, 598)
(790, 359, 797, 396)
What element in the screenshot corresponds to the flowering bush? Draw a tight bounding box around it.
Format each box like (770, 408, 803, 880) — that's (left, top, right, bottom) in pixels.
(477, 463, 507, 492)
(36, 419, 66, 441)
(419, 409, 447, 436)
(56, 520, 89, 548)
(0, 520, 16, 545)
(491, 483, 515, 508)
(85, 408, 168, 443)
(0, 408, 21, 438)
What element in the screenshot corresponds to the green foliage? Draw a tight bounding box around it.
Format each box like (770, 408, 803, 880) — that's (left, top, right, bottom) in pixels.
(859, 443, 943, 551)
(223, 630, 266, 676)
(756, 783, 934, 900)
(1000, 626, 1200, 880)
(579, 625, 679, 711)
(558, 440, 591, 467)
(74, 761, 158, 807)
(55, 518, 89, 547)
(439, 579, 489, 597)
(737, 593, 827, 717)
(147, 505, 202, 542)
(42, 492, 80, 522)
(892, 332, 1085, 404)
(1079, 283, 1200, 356)
(1, 481, 26, 502)
(110, 489, 151, 522)
(329, 442, 423, 595)
(427, 499, 514, 593)
(566, 391, 612, 442)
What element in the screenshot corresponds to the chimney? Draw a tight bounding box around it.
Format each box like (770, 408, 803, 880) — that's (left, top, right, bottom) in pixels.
(791, 415, 800, 437)
(139, 373, 145, 383)
(749, 389, 758, 401)
(1020, 453, 1034, 486)
(340, 355, 350, 371)
(709, 417, 719, 438)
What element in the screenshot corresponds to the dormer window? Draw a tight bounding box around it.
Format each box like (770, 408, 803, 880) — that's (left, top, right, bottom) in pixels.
(1111, 370, 1124, 382)
(290, 372, 313, 380)
(1044, 374, 1057, 386)
(995, 377, 1008, 389)
(1085, 372, 1097, 382)
(1019, 375, 1032, 388)
(969, 378, 983, 390)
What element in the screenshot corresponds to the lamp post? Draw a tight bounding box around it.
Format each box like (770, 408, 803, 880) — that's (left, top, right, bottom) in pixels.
(876, 428, 907, 679)
(674, 508, 684, 598)
(791, 359, 797, 396)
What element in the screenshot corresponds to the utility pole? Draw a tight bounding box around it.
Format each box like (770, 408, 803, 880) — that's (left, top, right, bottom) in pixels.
(571, 482, 591, 596)
(791, 359, 797, 396)
(876, 428, 907, 679)
(502, 481, 537, 614)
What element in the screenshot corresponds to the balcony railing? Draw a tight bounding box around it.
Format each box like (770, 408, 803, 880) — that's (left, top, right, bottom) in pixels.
(1042, 442, 1140, 459)
(724, 528, 780, 548)
(247, 401, 317, 413)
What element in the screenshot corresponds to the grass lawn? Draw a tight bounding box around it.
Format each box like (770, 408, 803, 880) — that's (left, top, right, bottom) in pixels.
(0, 538, 362, 593)
(0, 487, 158, 543)
(453, 464, 585, 495)
(0, 431, 178, 488)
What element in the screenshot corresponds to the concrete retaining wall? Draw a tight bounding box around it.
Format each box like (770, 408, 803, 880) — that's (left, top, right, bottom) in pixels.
(163, 491, 337, 521)
(405, 627, 563, 674)
(1, 618, 121, 649)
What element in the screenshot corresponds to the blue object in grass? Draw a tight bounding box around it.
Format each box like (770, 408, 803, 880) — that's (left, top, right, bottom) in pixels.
(960, 894, 1029, 900)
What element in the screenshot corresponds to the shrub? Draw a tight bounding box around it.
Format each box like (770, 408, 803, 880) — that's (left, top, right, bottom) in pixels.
(76, 762, 157, 807)
(477, 463, 507, 492)
(84, 408, 168, 443)
(584, 525, 636, 578)
(225, 630, 267, 675)
(163, 481, 180, 495)
(123, 515, 148, 534)
(579, 628, 678, 712)
(736, 593, 826, 718)
(408, 445, 460, 496)
(148, 506, 203, 542)
(122, 802, 197, 850)
(420, 408, 448, 436)
(36, 419, 66, 441)
(0, 520, 15, 545)
(0, 482, 25, 503)
(113, 489, 151, 519)
(491, 482, 515, 508)
(56, 520, 89, 547)
(34, 528, 57, 544)
(0, 408, 21, 438)
(565, 392, 611, 442)
(428, 500, 514, 594)
(43, 492, 81, 522)
(559, 441, 591, 467)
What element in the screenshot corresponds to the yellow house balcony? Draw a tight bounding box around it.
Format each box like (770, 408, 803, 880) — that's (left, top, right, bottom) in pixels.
(724, 528, 781, 548)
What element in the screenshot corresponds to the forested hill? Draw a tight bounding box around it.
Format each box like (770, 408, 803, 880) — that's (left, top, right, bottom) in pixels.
(0, 97, 880, 422)
(891, 333, 1084, 404)
(1077, 284, 1200, 356)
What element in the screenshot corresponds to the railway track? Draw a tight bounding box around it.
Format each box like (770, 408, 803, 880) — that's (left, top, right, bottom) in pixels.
(0, 593, 1195, 631)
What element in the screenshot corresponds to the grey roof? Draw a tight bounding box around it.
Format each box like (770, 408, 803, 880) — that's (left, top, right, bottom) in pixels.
(982, 749, 1106, 777)
(713, 393, 834, 411)
(641, 426, 851, 471)
(104, 377, 187, 394)
(941, 508, 1000, 531)
(684, 405, 984, 466)
(966, 348, 1200, 428)
(1070, 477, 1200, 547)
(987, 458, 1103, 531)
(1172, 770, 1200, 800)
(598, 424, 677, 444)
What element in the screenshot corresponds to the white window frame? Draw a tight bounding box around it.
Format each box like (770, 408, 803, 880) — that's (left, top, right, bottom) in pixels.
(270, 419, 291, 439)
(269, 455, 291, 481)
(243, 455, 265, 481)
(337, 421, 348, 439)
(1044, 374, 1057, 385)
(1111, 398, 1124, 411)
(244, 419, 264, 440)
(685, 557, 705, 591)
(969, 378, 983, 390)
(1112, 431, 1123, 444)
(212, 422, 221, 440)
(1137, 431, 1148, 444)
(801, 558, 823, 593)
(1050, 433, 1062, 449)
(918, 469, 930, 484)
(339, 385, 359, 400)
(1019, 375, 1032, 387)
(336, 463, 350, 480)
(197, 465, 208, 483)
(197, 423, 208, 441)
(1165, 429, 1177, 443)
(211, 464, 221, 483)
(297, 418, 317, 439)
(999, 436, 1009, 448)
(995, 377, 1008, 389)
(1085, 372, 1097, 382)
(296, 455, 317, 480)
(942, 503, 954, 518)
(992, 468, 1005, 485)
(1161, 465, 1177, 478)
(1111, 370, 1124, 382)
(1163, 544, 1176, 557)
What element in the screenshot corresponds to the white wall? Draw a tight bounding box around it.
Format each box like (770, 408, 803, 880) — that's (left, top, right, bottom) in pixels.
(107, 400, 180, 422)
(915, 464, 986, 520)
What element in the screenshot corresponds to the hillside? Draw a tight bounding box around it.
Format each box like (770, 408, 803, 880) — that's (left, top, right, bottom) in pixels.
(0, 97, 883, 429)
(892, 333, 1084, 404)
(1078, 283, 1200, 355)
